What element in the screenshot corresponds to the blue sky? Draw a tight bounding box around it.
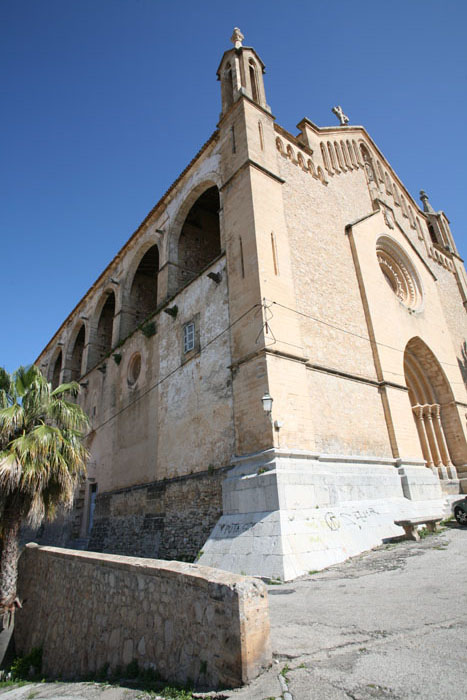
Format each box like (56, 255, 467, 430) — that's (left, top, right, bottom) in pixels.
(1, 0, 466, 372)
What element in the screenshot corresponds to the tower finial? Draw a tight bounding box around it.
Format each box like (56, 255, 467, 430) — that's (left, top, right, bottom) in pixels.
(420, 190, 435, 213)
(231, 27, 244, 49)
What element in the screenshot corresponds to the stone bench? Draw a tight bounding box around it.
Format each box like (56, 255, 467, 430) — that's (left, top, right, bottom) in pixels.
(394, 517, 442, 541)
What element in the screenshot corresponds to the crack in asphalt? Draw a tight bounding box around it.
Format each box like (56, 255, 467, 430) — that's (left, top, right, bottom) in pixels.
(272, 614, 466, 671)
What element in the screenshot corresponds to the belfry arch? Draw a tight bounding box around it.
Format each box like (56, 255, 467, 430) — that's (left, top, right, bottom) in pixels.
(177, 186, 221, 287)
(404, 337, 464, 478)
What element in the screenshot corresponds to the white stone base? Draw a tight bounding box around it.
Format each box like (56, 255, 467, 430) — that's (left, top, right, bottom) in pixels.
(198, 449, 448, 581)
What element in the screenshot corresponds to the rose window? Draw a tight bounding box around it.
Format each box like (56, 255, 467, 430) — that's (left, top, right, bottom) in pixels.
(376, 237, 423, 311)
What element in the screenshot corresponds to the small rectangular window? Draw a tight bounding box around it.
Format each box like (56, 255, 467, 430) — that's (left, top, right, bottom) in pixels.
(183, 322, 195, 353)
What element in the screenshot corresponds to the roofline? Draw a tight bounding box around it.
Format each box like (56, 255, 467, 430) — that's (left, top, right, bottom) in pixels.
(281, 119, 427, 218)
(216, 46, 266, 77)
(35, 129, 220, 364)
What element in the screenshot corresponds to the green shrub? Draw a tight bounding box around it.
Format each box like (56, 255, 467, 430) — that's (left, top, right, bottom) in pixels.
(10, 647, 42, 680)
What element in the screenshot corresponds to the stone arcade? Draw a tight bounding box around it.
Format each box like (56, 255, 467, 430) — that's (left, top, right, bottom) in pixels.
(36, 30, 467, 580)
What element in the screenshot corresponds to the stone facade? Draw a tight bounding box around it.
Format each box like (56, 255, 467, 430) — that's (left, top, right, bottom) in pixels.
(15, 544, 271, 688)
(34, 29, 467, 579)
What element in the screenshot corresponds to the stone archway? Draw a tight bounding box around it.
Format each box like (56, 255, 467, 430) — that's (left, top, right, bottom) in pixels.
(68, 324, 86, 381)
(404, 337, 464, 478)
(176, 186, 221, 287)
(50, 350, 63, 390)
(126, 244, 159, 334)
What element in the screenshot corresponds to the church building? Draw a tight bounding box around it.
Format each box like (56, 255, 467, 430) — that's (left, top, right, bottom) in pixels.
(36, 29, 467, 580)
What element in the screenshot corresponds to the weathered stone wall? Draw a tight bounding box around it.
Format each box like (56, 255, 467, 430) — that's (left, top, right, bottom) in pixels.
(16, 544, 271, 689)
(88, 468, 225, 561)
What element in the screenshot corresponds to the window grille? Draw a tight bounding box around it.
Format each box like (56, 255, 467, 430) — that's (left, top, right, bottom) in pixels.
(184, 322, 195, 353)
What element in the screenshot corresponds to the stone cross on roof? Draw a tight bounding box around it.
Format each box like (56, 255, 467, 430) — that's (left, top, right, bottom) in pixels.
(332, 105, 349, 126)
(231, 27, 244, 49)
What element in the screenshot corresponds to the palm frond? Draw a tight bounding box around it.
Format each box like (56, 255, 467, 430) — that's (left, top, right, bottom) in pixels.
(51, 381, 80, 399)
(0, 404, 25, 447)
(0, 364, 89, 535)
(0, 454, 23, 493)
(0, 368, 13, 408)
(13, 365, 43, 397)
(48, 398, 89, 433)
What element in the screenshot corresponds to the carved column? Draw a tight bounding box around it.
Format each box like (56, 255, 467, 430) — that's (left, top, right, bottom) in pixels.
(423, 405, 442, 469)
(431, 404, 451, 466)
(413, 405, 432, 467)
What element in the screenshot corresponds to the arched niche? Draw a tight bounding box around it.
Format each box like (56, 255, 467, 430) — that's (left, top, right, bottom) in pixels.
(404, 337, 465, 474)
(177, 186, 221, 287)
(360, 144, 377, 183)
(126, 244, 159, 334)
(69, 324, 86, 381)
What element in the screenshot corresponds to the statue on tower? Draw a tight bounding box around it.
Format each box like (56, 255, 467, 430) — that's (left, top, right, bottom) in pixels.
(231, 27, 244, 49)
(332, 105, 349, 126)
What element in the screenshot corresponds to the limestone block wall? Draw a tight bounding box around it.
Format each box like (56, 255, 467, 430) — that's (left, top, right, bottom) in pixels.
(16, 544, 271, 689)
(276, 135, 377, 380)
(88, 468, 225, 561)
(308, 370, 391, 456)
(272, 131, 391, 457)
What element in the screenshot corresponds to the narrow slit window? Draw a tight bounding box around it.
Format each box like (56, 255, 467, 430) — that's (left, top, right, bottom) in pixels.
(271, 232, 279, 276)
(183, 322, 195, 354)
(258, 121, 264, 150)
(231, 126, 236, 153)
(239, 236, 245, 278)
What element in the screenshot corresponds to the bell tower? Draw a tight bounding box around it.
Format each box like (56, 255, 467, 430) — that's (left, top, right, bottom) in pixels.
(217, 28, 270, 117)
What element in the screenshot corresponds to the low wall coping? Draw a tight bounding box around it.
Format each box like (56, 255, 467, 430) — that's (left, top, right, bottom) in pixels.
(24, 543, 260, 593)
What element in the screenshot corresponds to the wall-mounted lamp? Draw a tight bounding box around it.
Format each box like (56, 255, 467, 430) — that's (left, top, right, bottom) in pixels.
(155, 228, 165, 234)
(57, 341, 64, 346)
(163, 305, 178, 319)
(207, 271, 222, 284)
(80, 315, 89, 321)
(261, 392, 273, 415)
(109, 277, 120, 285)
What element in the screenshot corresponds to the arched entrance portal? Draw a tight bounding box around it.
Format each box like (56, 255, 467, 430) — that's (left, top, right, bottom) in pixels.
(404, 337, 462, 479)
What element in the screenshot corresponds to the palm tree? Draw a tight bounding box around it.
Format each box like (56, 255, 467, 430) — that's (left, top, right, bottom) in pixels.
(0, 365, 89, 619)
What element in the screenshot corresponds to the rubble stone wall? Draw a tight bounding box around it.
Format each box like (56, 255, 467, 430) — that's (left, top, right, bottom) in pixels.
(88, 467, 226, 561)
(16, 544, 271, 689)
